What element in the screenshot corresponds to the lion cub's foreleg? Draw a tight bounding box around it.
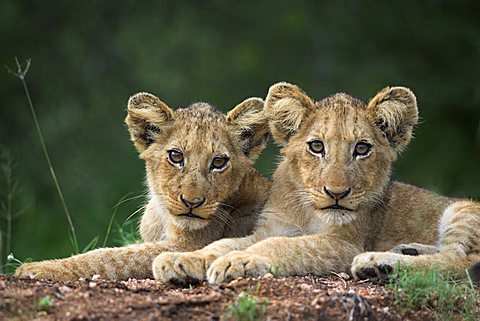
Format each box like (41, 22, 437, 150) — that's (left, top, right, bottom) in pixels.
(15, 241, 179, 281)
(206, 235, 363, 284)
(352, 201, 480, 280)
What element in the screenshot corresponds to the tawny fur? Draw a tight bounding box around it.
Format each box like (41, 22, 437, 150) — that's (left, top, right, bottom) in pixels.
(154, 82, 480, 284)
(15, 93, 271, 281)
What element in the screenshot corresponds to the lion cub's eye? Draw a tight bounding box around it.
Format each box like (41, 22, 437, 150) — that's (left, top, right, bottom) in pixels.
(308, 140, 325, 156)
(210, 157, 229, 171)
(167, 150, 184, 166)
(354, 142, 372, 158)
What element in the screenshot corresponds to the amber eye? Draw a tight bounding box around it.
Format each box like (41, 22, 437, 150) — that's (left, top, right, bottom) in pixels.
(210, 157, 229, 171)
(354, 142, 372, 157)
(167, 150, 184, 166)
(308, 140, 325, 155)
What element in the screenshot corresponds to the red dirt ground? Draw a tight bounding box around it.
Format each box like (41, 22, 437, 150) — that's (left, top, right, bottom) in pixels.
(0, 274, 475, 320)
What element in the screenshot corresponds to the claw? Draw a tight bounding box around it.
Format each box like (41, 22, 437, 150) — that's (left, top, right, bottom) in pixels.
(378, 264, 393, 274)
(362, 268, 378, 278)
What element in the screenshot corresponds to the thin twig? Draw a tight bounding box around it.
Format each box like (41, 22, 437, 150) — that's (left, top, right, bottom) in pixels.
(465, 268, 475, 289)
(6, 57, 79, 254)
(331, 271, 348, 288)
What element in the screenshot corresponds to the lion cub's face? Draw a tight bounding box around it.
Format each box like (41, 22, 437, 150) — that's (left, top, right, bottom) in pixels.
(265, 83, 418, 215)
(126, 93, 268, 229)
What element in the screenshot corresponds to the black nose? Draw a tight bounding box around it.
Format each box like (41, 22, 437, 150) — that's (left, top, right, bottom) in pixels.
(323, 187, 351, 200)
(180, 195, 205, 209)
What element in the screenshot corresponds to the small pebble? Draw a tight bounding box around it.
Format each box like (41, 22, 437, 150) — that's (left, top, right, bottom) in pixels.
(339, 272, 350, 280)
(300, 283, 311, 290)
(88, 282, 97, 288)
(263, 273, 274, 279)
(91, 274, 100, 281)
(58, 285, 72, 294)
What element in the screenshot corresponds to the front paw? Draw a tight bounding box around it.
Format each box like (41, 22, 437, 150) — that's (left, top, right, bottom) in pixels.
(152, 252, 215, 284)
(351, 252, 397, 281)
(15, 261, 75, 281)
(206, 251, 272, 284)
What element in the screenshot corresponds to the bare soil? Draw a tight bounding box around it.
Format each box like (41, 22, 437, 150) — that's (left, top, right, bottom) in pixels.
(0, 274, 464, 320)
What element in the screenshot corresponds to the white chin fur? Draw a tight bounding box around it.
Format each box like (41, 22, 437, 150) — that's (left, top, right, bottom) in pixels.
(315, 209, 357, 226)
(171, 216, 210, 230)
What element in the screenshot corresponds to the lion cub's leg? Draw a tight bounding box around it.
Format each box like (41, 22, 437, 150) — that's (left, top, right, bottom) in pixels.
(206, 235, 363, 284)
(352, 201, 480, 281)
(15, 241, 179, 281)
(388, 243, 439, 256)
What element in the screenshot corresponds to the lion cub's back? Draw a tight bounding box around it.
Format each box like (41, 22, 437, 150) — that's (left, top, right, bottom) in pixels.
(373, 181, 452, 251)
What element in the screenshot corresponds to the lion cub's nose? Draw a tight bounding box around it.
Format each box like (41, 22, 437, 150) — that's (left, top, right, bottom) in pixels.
(180, 195, 205, 209)
(323, 187, 351, 200)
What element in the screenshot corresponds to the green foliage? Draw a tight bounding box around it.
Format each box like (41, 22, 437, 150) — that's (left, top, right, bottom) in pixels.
(225, 292, 267, 321)
(36, 295, 54, 310)
(7, 58, 79, 255)
(270, 265, 280, 277)
(114, 218, 141, 246)
(387, 267, 480, 320)
(103, 193, 138, 247)
(0, 148, 25, 274)
(81, 235, 99, 253)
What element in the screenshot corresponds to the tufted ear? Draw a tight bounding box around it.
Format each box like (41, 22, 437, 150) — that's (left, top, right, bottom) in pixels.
(226, 97, 269, 161)
(264, 82, 315, 145)
(367, 86, 418, 152)
(125, 92, 174, 153)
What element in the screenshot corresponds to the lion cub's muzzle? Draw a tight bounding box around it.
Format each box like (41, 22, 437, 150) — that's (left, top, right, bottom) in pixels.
(321, 186, 353, 211)
(177, 194, 207, 219)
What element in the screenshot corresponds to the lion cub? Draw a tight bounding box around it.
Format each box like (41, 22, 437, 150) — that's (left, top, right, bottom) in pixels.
(155, 82, 480, 284)
(15, 92, 271, 281)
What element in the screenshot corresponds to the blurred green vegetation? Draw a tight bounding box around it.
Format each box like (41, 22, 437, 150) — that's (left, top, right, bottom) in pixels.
(0, 1, 479, 266)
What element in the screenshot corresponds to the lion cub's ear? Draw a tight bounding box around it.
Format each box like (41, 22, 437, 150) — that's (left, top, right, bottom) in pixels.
(226, 97, 269, 161)
(125, 92, 174, 152)
(264, 82, 315, 145)
(367, 86, 418, 152)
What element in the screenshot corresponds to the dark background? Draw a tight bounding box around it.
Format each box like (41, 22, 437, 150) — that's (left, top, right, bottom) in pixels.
(1, 1, 479, 267)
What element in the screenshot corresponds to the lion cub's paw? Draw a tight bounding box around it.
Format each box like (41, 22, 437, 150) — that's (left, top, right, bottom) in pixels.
(15, 261, 75, 281)
(351, 252, 404, 281)
(206, 251, 272, 284)
(152, 251, 215, 284)
(389, 243, 439, 256)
